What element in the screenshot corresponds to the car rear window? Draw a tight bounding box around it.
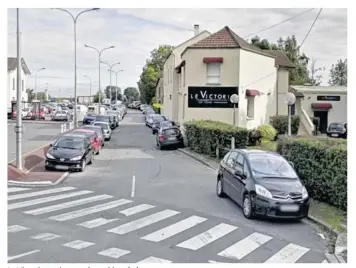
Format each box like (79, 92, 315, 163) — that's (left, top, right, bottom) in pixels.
(163, 128, 179, 135)
(94, 123, 108, 129)
(95, 116, 109, 122)
(330, 123, 344, 130)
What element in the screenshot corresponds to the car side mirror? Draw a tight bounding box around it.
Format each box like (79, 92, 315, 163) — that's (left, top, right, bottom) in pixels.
(49, 143, 53, 147)
(234, 169, 243, 177)
(289, 161, 294, 169)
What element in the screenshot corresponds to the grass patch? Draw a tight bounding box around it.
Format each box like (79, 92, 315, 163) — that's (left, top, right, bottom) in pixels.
(309, 199, 347, 233)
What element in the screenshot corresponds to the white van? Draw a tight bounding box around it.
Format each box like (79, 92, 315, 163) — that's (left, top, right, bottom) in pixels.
(76, 105, 88, 122)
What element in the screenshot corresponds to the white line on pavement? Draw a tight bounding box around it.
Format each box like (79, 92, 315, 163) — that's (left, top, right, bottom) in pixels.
(8, 250, 40, 261)
(131, 175, 136, 197)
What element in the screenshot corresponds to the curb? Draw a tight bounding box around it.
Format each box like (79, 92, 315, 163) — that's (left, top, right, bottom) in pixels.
(8, 141, 54, 164)
(8, 120, 62, 125)
(178, 147, 347, 263)
(8, 172, 69, 187)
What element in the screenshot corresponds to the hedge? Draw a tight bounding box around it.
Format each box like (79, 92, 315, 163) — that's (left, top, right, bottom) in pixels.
(270, 115, 300, 135)
(277, 137, 347, 211)
(184, 120, 249, 158)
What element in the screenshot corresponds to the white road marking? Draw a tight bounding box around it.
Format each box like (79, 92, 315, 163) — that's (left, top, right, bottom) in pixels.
(208, 260, 228, 263)
(137, 256, 173, 263)
(8, 187, 31, 193)
(8, 225, 29, 233)
(8, 190, 92, 210)
(31, 233, 61, 241)
(264, 243, 310, 263)
(8, 250, 40, 261)
(24, 194, 113, 215)
(63, 240, 95, 250)
(98, 248, 131, 259)
(177, 223, 238, 250)
(218, 232, 272, 260)
(119, 204, 155, 216)
(131, 175, 136, 197)
(142, 215, 207, 242)
(49, 199, 132, 221)
(108, 209, 180, 235)
(78, 217, 118, 228)
(8, 186, 76, 201)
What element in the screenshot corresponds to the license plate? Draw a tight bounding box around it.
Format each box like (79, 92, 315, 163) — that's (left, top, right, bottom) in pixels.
(280, 204, 299, 212)
(168, 137, 176, 141)
(331, 134, 338, 137)
(56, 165, 68, 170)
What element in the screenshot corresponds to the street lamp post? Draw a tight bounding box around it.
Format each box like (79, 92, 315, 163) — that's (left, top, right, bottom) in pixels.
(15, 8, 22, 170)
(84, 75, 92, 105)
(85, 45, 115, 113)
(101, 61, 120, 109)
(230, 94, 239, 149)
(110, 69, 124, 107)
(52, 8, 100, 127)
(34, 67, 45, 100)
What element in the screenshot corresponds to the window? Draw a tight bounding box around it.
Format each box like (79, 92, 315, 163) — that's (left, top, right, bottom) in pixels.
(183, 67, 185, 86)
(168, 69, 170, 84)
(206, 63, 220, 84)
(170, 67, 173, 83)
(22, 80, 24, 91)
(13, 78, 15, 90)
(235, 154, 244, 169)
(226, 151, 238, 168)
(247, 97, 255, 119)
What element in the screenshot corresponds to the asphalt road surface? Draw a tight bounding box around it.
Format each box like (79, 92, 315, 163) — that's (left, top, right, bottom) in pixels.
(8, 110, 327, 263)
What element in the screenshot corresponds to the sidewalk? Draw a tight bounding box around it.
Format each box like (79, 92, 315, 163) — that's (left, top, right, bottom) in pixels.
(178, 147, 347, 263)
(8, 145, 69, 187)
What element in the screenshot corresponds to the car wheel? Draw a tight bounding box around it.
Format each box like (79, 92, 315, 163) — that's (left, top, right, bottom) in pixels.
(96, 146, 100, 155)
(243, 194, 254, 219)
(152, 130, 155, 134)
(88, 153, 94, 164)
(45, 166, 52, 171)
(216, 178, 226, 197)
(179, 140, 185, 148)
(158, 143, 164, 150)
(80, 160, 86, 172)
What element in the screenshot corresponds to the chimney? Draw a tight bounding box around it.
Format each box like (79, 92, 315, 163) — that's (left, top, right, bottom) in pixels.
(194, 24, 199, 36)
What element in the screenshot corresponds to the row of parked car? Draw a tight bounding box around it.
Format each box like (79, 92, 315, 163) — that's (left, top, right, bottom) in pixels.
(137, 105, 184, 150)
(44, 106, 127, 172)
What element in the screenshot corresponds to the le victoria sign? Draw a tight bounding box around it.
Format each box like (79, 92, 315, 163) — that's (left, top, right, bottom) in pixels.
(188, 86, 238, 108)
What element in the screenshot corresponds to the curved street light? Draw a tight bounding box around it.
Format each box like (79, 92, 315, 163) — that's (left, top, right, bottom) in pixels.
(84, 75, 92, 105)
(109, 69, 124, 105)
(101, 60, 120, 109)
(34, 67, 46, 100)
(85, 44, 115, 112)
(52, 8, 100, 127)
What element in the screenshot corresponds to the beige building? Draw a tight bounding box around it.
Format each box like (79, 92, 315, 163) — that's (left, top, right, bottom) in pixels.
(155, 77, 163, 103)
(290, 85, 347, 134)
(163, 26, 296, 130)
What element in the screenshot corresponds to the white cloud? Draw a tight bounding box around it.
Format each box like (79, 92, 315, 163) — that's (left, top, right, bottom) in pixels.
(7, 8, 347, 97)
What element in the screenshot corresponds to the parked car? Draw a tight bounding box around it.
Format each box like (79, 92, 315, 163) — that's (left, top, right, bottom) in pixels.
(151, 116, 168, 134)
(45, 133, 95, 172)
(52, 110, 70, 121)
(158, 120, 179, 133)
(95, 115, 115, 130)
(93, 121, 112, 141)
(216, 149, 309, 220)
(146, 114, 159, 128)
(82, 125, 105, 147)
(156, 127, 184, 150)
(326, 122, 347, 139)
(71, 129, 101, 155)
(83, 113, 96, 125)
(107, 111, 119, 127)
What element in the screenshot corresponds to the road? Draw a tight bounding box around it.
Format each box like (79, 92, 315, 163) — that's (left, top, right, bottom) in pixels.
(7, 122, 63, 162)
(8, 110, 327, 263)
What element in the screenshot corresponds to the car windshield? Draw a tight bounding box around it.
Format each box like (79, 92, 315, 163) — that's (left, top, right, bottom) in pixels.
(248, 154, 298, 178)
(54, 137, 84, 150)
(94, 123, 108, 129)
(95, 116, 109, 122)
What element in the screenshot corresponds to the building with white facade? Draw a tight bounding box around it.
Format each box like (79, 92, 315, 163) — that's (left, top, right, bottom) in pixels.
(7, 57, 31, 108)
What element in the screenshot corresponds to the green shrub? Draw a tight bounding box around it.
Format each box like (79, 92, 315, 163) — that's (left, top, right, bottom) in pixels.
(270, 115, 300, 135)
(277, 137, 347, 211)
(184, 120, 249, 158)
(257, 124, 278, 141)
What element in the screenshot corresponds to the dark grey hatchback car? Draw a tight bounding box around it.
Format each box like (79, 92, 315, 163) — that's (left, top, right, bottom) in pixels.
(217, 149, 309, 220)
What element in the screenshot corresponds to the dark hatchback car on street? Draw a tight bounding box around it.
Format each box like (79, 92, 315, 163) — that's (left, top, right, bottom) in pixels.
(151, 115, 168, 134)
(45, 133, 95, 172)
(95, 115, 115, 130)
(217, 149, 309, 220)
(156, 127, 184, 150)
(326, 122, 347, 139)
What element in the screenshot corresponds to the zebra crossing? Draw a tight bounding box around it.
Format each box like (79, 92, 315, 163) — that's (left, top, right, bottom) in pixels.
(8, 186, 328, 263)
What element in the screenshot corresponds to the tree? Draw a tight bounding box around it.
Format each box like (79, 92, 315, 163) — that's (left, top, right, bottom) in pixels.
(36, 92, 51, 101)
(250, 35, 310, 85)
(104, 85, 121, 101)
(124, 87, 139, 102)
(329, 58, 347, 86)
(93, 91, 105, 103)
(138, 44, 173, 104)
(308, 58, 325, 86)
(26, 88, 34, 102)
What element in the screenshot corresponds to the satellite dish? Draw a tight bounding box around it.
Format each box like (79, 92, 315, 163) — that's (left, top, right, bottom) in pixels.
(230, 94, 239, 104)
(284, 92, 296, 106)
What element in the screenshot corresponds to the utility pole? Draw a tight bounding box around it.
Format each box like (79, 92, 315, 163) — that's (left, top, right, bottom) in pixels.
(15, 8, 22, 170)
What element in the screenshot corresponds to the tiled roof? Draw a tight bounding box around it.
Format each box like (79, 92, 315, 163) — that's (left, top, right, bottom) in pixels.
(7, 57, 31, 75)
(187, 26, 273, 58)
(265, 50, 295, 68)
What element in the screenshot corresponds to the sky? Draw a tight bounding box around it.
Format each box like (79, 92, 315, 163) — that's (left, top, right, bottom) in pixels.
(7, 8, 347, 98)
